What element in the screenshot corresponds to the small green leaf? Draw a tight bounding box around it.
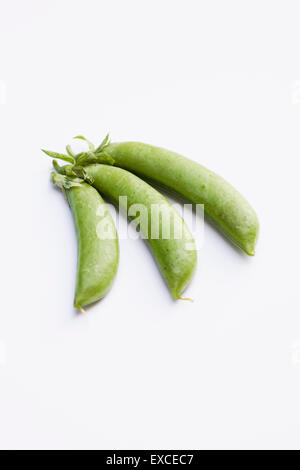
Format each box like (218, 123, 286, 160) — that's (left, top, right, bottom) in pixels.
(42, 149, 75, 164)
(72, 166, 94, 184)
(96, 152, 115, 165)
(75, 148, 114, 167)
(52, 160, 66, 174)
(73, 135, 95, 152)
(62, 165, 76, 177)
(76, 152, 93, 166)
(96, 133, 110, 152)
(76, 151, 100, 166)
(66, 145, 76, 158)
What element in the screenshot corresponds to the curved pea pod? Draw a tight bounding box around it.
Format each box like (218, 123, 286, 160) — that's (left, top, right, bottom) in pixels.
(103, 142, 259, 256)
(52, 173, 119, 311)
(85, 164, 197, 299)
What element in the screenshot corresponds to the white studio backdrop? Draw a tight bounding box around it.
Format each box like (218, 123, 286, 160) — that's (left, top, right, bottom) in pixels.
(0, 0, 300, 450)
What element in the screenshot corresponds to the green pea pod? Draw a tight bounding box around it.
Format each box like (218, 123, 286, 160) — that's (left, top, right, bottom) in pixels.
(102, 142, 259, 256)
(85, 165, 197, 300)
(52, 173, 119, 311)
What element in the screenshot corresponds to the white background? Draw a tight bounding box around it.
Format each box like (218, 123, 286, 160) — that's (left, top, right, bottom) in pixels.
(1, 0, 300, 450)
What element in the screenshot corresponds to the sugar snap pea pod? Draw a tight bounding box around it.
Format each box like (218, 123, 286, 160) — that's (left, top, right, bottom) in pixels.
(52, 173, 119, 311)
(84, 164, 197, 299)
(100, 142, 259, 256)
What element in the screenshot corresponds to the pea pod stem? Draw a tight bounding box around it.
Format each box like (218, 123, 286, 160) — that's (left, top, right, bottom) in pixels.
(178, 296, 193, 302)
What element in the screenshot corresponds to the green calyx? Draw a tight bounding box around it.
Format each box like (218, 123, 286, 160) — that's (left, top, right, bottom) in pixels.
(42, 133, 114, 184)
(51, 172, 84, 189)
